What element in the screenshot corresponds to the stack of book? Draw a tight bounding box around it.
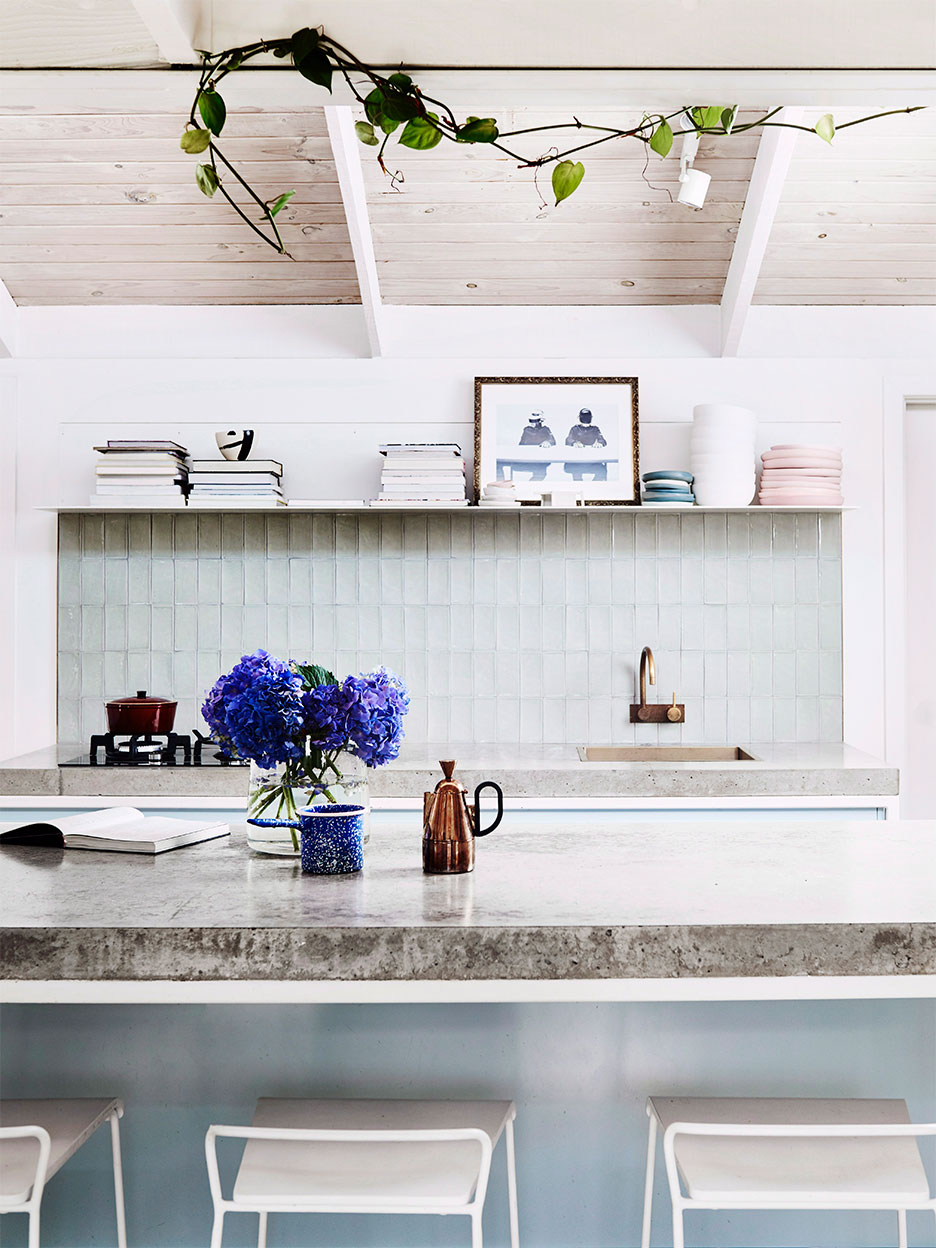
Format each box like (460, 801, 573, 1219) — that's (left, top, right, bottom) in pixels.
(90, 440, 189, 507)
(372, 443, 468, 507)
(186, 458, 286, 508)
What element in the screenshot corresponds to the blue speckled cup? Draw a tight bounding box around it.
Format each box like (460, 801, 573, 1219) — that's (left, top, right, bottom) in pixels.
(297, 804, 364, 875)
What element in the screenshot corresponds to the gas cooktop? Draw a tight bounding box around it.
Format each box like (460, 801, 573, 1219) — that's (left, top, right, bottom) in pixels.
(60, 730, 248, 767)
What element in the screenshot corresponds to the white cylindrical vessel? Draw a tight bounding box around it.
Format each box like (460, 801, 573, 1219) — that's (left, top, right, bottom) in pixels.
(689, 403, 756, 506)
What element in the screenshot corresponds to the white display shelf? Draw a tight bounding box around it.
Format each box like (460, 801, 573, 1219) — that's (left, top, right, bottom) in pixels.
(39, 504, 854, 515)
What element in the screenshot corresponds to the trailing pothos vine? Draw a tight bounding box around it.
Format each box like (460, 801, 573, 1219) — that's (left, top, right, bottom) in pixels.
(181, 25, 924, 255)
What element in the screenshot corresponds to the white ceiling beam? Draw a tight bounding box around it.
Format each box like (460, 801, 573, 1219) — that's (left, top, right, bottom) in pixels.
(324, 105, 384, 358)
(720, 107, 804, 357)
(128, 1, 200, 65)
(0, 279, 18, 358)
(0, 70, 933, 114)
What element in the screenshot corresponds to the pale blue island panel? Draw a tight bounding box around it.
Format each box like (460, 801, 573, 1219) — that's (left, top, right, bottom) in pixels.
(0, 1001, 934, 1248)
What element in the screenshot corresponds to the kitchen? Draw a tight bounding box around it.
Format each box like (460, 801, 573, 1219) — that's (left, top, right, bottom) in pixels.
(1, 3, 935, 1246)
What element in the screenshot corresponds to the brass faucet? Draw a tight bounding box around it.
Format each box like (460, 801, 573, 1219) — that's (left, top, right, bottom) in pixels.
(630, 646, 685, 723)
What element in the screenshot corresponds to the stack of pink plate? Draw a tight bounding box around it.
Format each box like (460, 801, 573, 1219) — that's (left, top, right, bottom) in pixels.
(759, 445, 843, 506)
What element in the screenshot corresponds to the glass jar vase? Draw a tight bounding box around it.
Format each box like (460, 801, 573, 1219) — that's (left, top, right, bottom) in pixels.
(246, 749, 370, 855)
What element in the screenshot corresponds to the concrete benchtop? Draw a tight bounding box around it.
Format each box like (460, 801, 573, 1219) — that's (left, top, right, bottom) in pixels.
(0, 742, 898, 800)
(2, 818, 932, 987)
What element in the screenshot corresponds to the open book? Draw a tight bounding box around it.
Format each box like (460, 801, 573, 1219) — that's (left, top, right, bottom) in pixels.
(0, 808, 230, 854)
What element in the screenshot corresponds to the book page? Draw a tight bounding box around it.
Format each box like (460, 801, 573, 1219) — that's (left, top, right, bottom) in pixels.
(45, 807, 144, 837)
(73, 817, 224, 844)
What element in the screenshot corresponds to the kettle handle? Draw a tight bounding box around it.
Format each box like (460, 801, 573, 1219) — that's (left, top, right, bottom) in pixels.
(473, 781, 504, 837)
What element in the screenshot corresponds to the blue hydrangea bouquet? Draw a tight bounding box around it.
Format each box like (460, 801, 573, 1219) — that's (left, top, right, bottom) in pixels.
(203, 650, 409, 849)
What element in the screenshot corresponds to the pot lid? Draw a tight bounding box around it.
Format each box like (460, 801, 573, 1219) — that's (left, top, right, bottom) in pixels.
(105, 690, 176, 707)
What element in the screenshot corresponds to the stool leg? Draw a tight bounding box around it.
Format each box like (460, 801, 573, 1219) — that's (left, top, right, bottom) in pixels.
(640, 1115, 657, 1248)
(471, 1211, 483, 1248)
(28, 1210, 41, 1248)
(505, 1118, 520, 1248)
(257, 1210, 268, 1248)
(209, 1209, 225, 1248)
(897, 1209, 907, 1248)
(109, 1111, 127, 1248)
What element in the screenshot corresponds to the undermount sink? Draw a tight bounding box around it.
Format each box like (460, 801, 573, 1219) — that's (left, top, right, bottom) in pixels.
(577, 746, 758, 763)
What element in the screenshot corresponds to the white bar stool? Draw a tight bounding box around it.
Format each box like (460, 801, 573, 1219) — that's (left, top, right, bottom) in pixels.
(641, 1096, 936, 1248)
(205, 1097, 519, 1248)
(0, 1098, 127, 1248)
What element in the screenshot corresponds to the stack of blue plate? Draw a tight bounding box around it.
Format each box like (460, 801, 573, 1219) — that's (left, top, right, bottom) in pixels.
(641, 470, 695, 506)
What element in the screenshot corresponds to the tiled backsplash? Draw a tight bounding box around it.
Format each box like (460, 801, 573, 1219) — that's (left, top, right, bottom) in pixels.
(57, 510, 843, 745)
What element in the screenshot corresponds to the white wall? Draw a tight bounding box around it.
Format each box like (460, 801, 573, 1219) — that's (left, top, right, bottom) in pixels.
(1, 305, 934, 761)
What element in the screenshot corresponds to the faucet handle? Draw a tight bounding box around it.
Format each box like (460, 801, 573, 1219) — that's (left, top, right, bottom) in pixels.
(666, 692, 683, 723)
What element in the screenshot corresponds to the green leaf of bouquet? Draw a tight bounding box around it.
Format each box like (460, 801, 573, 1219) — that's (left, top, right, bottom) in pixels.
(295, 47, 333, 92)
(180, 127, 211, 153)
(815, 113, 835, 143)
(355, 120, 380, 146)
(195, 162, 218, 196)
(721, 105, 738, 133)
(399, 112, 442, 150)
(649, 119, 673, 157)
(701, 105, 723, 129)
(294, 662, 338, 690)
(197, 88, 226, 136)
(457, 116, 499, 143)
(552, 159, 585, 206)
(268, 190, 296, 217)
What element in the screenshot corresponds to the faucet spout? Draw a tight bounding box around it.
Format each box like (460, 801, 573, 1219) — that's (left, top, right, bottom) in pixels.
(638, 646, 656, 716)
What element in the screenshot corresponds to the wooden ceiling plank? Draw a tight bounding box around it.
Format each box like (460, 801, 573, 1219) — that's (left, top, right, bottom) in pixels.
(372, 224, 741, 243)
(0, 205, 352, 225)
(0, 243, 356, 262)
(1, 262, 360, 280)
(324, 105, 383, 357)
(0, 161, 339, 183)
(0, 186, 346, 205)
(127, 0, 198, 64)
(16, 296, 363, 305)
(374, 260, 731, 278)
(0, 112, 330, 139)
(367, 202, 747, 223)
(755, 277, 936, 294)
(4, 279, 363, 297)
(0, 137, 336, 161)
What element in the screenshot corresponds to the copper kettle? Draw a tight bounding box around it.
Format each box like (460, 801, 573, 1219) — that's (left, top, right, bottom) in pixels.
(423, 760, 504, 874)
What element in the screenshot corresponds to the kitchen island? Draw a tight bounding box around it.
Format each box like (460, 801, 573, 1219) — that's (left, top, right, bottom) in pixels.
(3, 816, 933, 1002)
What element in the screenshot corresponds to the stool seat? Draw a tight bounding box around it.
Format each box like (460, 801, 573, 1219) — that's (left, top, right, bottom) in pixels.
(233, 1098, 514, 1209)
(647, 1097, 930, 1206)
(0, 1098, 122, 1206)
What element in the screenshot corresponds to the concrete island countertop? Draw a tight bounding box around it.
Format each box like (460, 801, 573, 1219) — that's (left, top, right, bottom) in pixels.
(2, 818, 933, 995)
(0, 742, 898, 800)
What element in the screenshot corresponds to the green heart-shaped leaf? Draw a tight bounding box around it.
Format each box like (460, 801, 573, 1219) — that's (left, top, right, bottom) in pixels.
(399, 113, 442, 150)
(721, 106, 738, 134)
(649, 119, 673, 157)
(388, 71, 413, 88)
(195, 163, 218, 197)
(295, 48, 332, 92)
(552, 159, 585, 206)
(268, 190, 296, 218)
(197, 88, 226, 137)
(815, 113, 835, 143)
(290, 26, 320, 63)
(457, 117, 499, 143)
(355, 120, 380, 146)
(180, 127, 211, 153)
(379, 91, 419, 123)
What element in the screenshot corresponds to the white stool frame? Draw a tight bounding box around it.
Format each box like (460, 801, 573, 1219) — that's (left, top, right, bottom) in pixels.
(641, 1109, 936, 1248)
(205, 1118, 520, 1248)
(0, 1105, 127, 1248)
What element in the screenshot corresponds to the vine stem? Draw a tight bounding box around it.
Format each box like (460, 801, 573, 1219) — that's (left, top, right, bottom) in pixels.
(184, 32, 926, 252)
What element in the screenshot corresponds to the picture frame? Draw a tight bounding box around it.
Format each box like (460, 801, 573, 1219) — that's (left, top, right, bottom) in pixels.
(473, 376, 640, 504)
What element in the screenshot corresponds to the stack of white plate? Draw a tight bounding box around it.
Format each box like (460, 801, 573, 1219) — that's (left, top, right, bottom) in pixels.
(689, 404, 757, 506)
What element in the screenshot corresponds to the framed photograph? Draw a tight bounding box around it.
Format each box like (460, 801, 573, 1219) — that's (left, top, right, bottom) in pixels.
(473, 377, 640, 504)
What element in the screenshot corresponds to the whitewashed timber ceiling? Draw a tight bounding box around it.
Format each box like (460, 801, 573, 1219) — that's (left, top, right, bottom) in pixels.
(0, 0, 932, 309)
